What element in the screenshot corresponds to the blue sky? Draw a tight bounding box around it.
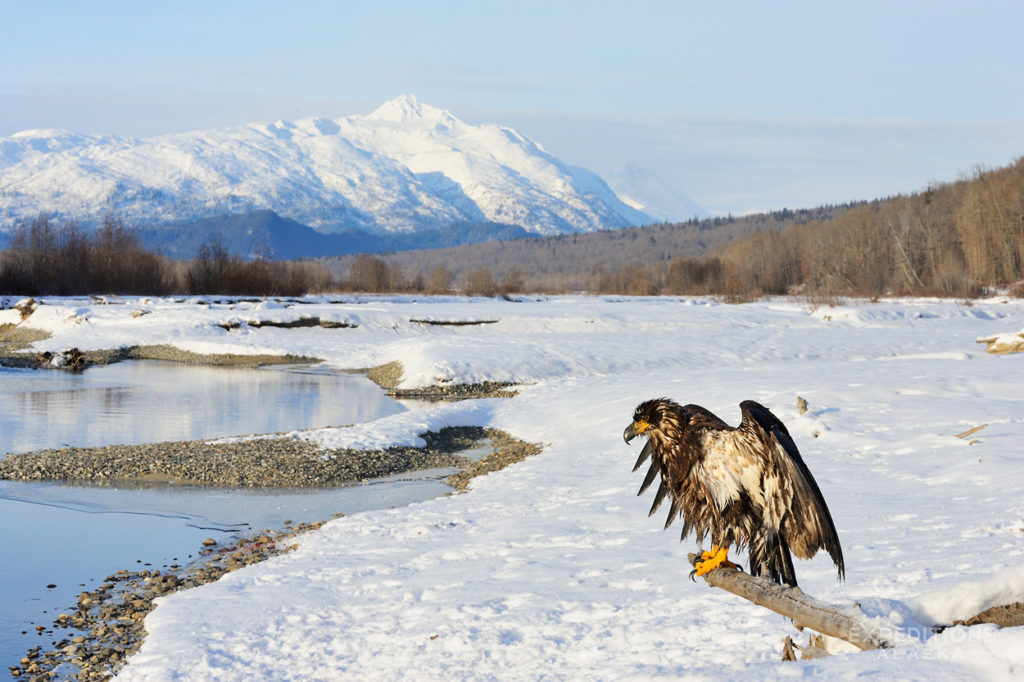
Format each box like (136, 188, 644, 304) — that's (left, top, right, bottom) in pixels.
(2, 1, 1022, 217)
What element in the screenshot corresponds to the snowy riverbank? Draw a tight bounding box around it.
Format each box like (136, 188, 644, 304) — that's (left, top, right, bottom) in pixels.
(4, 294, 1024, 680)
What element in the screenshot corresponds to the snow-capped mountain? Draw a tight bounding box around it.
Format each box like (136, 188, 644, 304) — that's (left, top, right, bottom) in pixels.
(0, 95, 650, 242)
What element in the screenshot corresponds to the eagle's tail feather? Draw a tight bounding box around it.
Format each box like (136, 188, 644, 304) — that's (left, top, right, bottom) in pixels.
(776, 535, 797, 588)
(750, 532, 798, 588)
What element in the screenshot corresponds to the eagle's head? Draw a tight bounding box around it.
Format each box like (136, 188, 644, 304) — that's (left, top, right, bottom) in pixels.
(623, 398, 680, 444)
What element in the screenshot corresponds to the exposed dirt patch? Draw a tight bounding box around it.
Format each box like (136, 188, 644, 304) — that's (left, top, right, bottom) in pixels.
(218, 317, 357, 330)
(0, 324, 51, 354)
(364, 360, 519, 400)
(954, 601, 1024, 628)
(389, 382, 520, 400)
(409, 318, 498, 326)
(123, 344, 322, 366)
(365, 360, 403, 389)
(0, 333, 323, 370)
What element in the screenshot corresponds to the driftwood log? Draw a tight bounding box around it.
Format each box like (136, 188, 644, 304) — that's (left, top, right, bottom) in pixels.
(687, 553, 896, 651)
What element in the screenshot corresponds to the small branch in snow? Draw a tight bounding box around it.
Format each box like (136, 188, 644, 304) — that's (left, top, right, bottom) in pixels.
(687, 553, 895, 651)
(977, 332, 1024, 354)
(781, 634, 830, 660)
(409, 318, 498, 326)
(954, 423, 988, 440)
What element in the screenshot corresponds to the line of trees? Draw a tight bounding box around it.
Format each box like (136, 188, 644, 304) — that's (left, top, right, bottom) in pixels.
(0, 216, 332, 297)
(320, 205, 851, 293)
(184, 239, 332, 296)
(695, 158, 1024, 298)
(335, 254, 525, 297)
(0, 216, 169, 295)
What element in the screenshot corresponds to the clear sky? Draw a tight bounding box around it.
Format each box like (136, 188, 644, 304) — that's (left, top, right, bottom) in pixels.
(2, 1, 1022, 217)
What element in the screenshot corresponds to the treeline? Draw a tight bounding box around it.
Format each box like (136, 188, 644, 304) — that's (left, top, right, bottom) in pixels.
(697, 159, 1024, 298)
(329, 159, 1024, 298)
(320, 205, 850, 292)
(597, 159, 1023, 298)
(335, 254, 526, 296)
(0, 216, 332, 296)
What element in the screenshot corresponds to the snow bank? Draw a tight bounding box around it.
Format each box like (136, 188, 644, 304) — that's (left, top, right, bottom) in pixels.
(910, 563, 1024, 626)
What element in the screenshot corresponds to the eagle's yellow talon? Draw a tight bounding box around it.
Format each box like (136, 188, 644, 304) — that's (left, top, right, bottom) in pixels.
(699, 544, 720, 561)
(695, 546, 732, 576)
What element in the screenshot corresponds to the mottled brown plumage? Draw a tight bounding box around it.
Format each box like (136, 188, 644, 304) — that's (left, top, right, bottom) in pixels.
(623, 398, 844, 587)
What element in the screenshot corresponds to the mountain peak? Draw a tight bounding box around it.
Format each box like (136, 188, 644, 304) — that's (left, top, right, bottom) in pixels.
(11, 128, 75, 139)
(367, 94, 449, 123)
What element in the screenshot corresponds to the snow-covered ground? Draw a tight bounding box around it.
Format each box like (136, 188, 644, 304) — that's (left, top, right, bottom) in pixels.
(4, 294, 1024, 680)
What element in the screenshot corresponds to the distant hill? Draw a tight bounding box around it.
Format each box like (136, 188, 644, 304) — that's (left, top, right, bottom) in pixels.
(321, 205, 849, 291)
(136, 210, 537, 259)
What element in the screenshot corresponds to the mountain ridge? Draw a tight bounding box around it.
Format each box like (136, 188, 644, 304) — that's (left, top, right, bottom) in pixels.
(0, 95, 652, 252)
(134, 210, 537, 260)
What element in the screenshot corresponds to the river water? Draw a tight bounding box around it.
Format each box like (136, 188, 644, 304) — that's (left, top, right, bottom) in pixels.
(0, 361, 449, 670)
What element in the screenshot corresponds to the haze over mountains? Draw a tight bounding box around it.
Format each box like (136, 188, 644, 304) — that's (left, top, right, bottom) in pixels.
(0, 95, 666, 257)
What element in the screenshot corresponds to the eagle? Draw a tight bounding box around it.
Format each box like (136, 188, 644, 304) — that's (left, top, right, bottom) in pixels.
(623, 398, 844, 587)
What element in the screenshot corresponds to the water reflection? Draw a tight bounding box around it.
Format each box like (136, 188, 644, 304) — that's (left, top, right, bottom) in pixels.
(0, 361, 406, 454)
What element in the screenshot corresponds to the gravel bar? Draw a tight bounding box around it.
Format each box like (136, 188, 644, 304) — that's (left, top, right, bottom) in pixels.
(0, 427, 519, 488)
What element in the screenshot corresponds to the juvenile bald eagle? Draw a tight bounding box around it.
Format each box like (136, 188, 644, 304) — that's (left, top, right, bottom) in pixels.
(623, 398, 844, 587)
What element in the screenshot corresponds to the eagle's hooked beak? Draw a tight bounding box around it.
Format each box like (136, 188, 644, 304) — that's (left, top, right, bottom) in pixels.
(623, 420, 650, 444)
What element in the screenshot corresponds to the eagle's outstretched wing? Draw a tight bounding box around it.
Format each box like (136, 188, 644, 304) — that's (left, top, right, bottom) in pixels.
(739, 400, 845, 579)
